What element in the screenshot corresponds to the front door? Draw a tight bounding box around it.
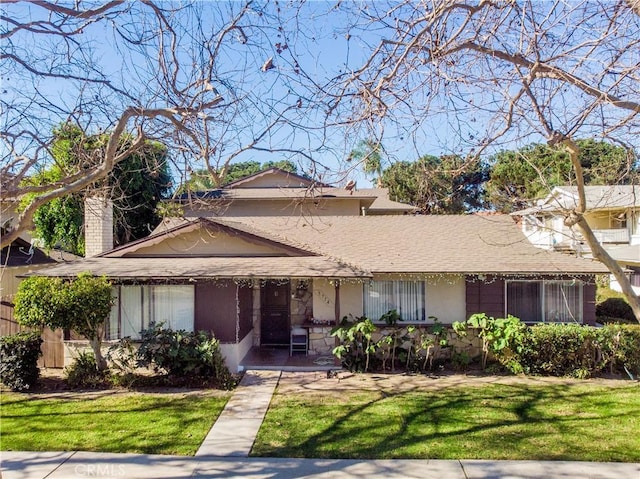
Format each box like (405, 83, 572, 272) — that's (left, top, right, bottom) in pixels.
(261, 281, 290, 346)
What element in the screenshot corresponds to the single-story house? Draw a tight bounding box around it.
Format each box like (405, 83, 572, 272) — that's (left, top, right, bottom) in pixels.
(34, 213, 607, 372)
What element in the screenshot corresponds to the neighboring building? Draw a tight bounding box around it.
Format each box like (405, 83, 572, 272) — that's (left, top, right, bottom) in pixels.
(512, 185, 640, 293)
(174, 167, 418, 217)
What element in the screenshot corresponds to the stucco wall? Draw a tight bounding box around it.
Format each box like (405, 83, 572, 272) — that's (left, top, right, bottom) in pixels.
(425, 277, 466, 323)
(312, 279, 337, 322)
(131, 228, 288, 256)
(339, 281, 364, 319)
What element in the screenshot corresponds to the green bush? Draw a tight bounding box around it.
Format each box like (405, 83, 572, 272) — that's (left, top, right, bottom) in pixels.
(331, 315, 377, 372)
(65, 351, 110, 389)
(596, 297, 636, 324)
(0, 332, 43, 391)
(135, 324, 235, 389)
(598, 324, 640, 376)
(517, 324, 600, 378)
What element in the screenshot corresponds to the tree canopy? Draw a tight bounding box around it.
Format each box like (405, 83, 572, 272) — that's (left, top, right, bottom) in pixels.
(14, 274, 113, 370)
(180, 160, 299, 192)
(380, 155, 489, 214)
(26, 124, 172, 255)
(487, 140, 638, 213)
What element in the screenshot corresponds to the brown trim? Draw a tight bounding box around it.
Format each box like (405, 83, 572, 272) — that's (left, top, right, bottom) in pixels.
(334, 281, 340, 322)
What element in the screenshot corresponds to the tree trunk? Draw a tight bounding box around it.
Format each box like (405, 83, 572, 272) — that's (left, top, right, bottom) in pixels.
(560, 137, 640, 323)
(89, 338, 108, 371)
(575, 217, 640, 323)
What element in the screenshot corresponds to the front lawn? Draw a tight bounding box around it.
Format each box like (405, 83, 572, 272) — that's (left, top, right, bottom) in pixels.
(253, 378, 640, 462)
(1, 390, 230, 455)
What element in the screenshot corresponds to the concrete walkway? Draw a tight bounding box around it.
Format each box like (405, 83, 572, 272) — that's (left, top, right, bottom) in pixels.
(196, 369, 281, 457)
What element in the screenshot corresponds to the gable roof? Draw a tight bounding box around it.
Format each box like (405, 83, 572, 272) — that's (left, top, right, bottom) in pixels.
(101, 217, 316, 258)
(33, 214, 606, 279)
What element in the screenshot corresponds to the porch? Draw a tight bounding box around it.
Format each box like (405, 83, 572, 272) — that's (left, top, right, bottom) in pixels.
(239, 347, 342, 372)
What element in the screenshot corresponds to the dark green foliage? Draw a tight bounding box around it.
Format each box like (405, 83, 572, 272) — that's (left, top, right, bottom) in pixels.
(0, 332, 42, 391)
(135, 324, 235, 389)
(28, 123, 172, 254)
(596, 297, 636, 324)
(380, 155, 489, 213)
(517, 324, 601, 378)
(487, 140, 637, 213)
(508, 323, 640, 378)
(65, 351, 110, 389)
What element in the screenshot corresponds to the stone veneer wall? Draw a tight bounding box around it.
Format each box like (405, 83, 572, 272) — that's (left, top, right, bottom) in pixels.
(290, 279, 312, 325)
(307, 325, 335, 355)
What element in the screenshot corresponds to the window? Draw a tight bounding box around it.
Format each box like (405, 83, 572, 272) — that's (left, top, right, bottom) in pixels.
(364, 280, 426, 322)
(107, 285, 195, 339)
(506, 280, 582, 323)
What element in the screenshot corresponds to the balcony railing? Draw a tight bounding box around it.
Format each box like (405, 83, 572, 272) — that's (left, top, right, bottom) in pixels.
(592, 228, 629, 244)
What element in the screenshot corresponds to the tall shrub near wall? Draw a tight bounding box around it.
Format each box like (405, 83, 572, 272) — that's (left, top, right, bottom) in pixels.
(0, 332, 43, 391)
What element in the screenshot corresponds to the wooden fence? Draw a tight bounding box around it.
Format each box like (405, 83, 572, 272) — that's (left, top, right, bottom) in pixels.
(1, 300, 64, 368)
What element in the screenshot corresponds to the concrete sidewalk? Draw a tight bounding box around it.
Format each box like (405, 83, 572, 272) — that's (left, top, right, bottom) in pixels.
(2, 451, 638, 478)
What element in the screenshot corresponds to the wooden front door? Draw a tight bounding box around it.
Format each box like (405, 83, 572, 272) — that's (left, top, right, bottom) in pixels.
(261, 281, 290, 346)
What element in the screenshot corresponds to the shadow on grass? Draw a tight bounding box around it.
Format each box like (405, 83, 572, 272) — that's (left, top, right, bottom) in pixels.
(253, 381, 640, 462)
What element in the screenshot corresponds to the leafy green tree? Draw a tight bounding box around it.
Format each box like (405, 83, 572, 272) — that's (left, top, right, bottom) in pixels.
(14, 274, 114, 371)
(350, 139, 383, 183)
(181, 159, 299, 192)
(487, 140, 637, 213)
(29, 124, 172, 254)
(381, 155, 489, 214)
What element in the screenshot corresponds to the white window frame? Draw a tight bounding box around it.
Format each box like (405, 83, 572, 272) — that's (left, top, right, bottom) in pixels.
(363, 280, 427, 323)
(505, 279, 583, 323)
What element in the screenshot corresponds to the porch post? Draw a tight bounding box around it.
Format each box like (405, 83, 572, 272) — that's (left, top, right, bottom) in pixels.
(334, 280, 340, 322)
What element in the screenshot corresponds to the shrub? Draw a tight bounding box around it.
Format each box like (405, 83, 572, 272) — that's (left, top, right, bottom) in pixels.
(331, 315, 377, 372)
(596, 297, 636, 324)
(0, 332, 42, 391)
(517, 324, 601, 378)
(598, 324, 640, 377)
(65, 351, 110, 389)
(135, 324, 235, 389)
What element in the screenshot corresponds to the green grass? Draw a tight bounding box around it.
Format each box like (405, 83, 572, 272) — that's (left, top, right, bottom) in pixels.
(253, 382, 640, 461)
(1, 391, 230, 455)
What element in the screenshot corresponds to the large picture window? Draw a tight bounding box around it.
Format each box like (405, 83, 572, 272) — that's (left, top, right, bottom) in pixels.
(107, 285, 195, 340)
(364, 280, 426, 322)
(506, 280, 582, 323)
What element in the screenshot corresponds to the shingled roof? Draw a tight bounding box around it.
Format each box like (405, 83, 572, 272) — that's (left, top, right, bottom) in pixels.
(32, 214, 607, 279)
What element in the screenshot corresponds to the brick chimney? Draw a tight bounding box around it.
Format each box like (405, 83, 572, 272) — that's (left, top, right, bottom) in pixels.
(84, 196, 113, 257)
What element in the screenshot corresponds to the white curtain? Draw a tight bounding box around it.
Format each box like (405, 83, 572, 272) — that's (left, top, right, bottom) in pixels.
(151, 285, 194, 331)
(364, 280, 425, 322)
(120, 286, 144, 339)
(544, 281, 582, 322)
(107, 287, 120, 340)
